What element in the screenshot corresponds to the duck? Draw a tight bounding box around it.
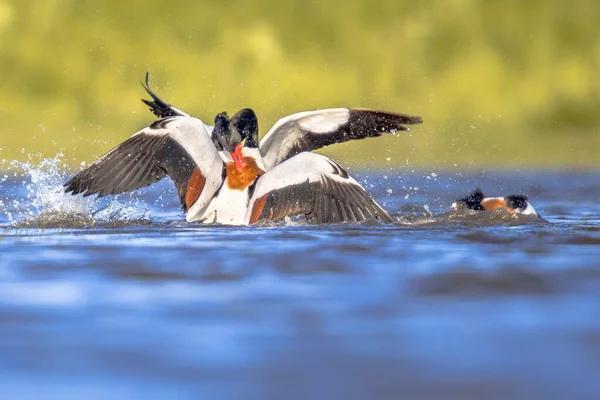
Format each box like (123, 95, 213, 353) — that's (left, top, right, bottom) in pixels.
(202, 108, 394, 224)
(451, 188, 538, 216)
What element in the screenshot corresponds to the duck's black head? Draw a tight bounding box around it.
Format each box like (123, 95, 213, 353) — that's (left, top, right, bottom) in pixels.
(505, 194, 528, 211)
(230, 108, 259, 148)
(454, 188, 486, 211)
(212, 112, 232, 152)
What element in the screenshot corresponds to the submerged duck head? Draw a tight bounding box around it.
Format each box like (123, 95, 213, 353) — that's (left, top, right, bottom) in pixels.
(452, 188, 486, 211)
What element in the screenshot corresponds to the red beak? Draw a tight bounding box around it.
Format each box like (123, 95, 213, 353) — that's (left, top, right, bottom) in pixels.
(231, 144, 246, 169)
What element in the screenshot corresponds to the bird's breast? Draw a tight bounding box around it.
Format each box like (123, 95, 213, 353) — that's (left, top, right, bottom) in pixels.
(225, 157, 265, 191)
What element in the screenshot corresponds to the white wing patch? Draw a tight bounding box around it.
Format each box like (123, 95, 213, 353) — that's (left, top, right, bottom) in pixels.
(261, 108, 350, 143)
(297, 109, 350, 133)
(165, 118, 220, 170)
(250, 152, 356, 201)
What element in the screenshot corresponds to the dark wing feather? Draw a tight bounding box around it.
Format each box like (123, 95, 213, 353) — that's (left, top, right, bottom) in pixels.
(64, 133, 200, 208)
(63, 133, 198, 201)
(253, 175, 393, 224)
(64, 116, 224, 218)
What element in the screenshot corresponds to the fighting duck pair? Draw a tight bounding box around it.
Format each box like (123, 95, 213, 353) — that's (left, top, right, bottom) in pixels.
(64, 74, 538, 224)
(64, 74, 421, 225)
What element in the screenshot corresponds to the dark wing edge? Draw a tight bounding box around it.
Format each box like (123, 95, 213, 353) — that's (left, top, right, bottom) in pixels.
(347, 109, 422, 137)
(141, 72, 188, 118)
(63, 133, 199, 209)
(306, 109, 423, 150)
(250, 176, 394, 225)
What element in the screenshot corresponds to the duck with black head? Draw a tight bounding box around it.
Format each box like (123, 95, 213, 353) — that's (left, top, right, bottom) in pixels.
(211, 108, 395, 225)
(199, 109, 268, 224)
(452, 188, 538, 216)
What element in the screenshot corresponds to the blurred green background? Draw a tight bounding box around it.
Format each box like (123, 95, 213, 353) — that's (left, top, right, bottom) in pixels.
(0, 0, 598, 168)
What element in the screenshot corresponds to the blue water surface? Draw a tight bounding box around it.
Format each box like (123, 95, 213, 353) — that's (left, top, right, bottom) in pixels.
(1, 162, 600, 399)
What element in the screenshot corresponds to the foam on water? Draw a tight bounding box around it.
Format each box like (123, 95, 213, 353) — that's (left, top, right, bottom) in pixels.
(0, 166, 599, 398)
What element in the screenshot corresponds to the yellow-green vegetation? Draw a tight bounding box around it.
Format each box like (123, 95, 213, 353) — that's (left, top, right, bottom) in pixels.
(0, 0, 598, 168)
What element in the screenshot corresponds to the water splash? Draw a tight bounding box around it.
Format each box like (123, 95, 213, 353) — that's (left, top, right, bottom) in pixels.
(0, 153, 151, 228)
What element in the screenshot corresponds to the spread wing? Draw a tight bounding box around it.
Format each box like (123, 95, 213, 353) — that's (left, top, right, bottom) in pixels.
(246, 152, 393, 224)
(259, 108, 422, 170)
(64, 116, 224, 217)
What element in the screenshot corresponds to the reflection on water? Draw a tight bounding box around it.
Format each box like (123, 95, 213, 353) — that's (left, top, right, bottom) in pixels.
(1, 158, 600, 398)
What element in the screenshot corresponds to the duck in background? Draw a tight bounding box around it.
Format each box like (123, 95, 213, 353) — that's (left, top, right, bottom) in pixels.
(452, 188, 538, 216)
